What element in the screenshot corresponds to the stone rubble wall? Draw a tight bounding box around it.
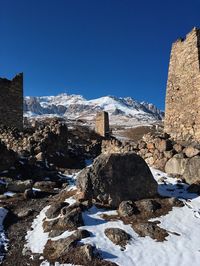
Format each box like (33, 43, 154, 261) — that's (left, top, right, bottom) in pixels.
(0, 119, 68, 158)
(164, 28, 200, 141)
(0, 73, 23, 130)
(102, 133, 200, 184)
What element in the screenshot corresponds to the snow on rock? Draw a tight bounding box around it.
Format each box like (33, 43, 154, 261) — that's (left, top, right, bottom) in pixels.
(0, 208, 9, 262)
(40, 261, 75, 266)
(24, 206, 50, 254)
(24, 169, 200, 266)
(24, 93, 163, 126)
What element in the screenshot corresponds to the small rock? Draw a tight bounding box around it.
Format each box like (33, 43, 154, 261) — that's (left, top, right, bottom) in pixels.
(187, 182, 200, 194)
(72, 229, 91, 240)
(7, 180, 33, 193)
(133, 221, 168, 241)
(33, 181, 57, 191)
(135, 199, 161, 214)
(35, 152, 44, 161)
(183, 146, 200, 158)
(173, 144, 183, 153)
(45, 202, 68, 219)
(17, 209, 33, 218)
(0, 182, 6, 194)
(24, 188, 34, 199)
(118, 201, 138, 217)
(79, 244, 94, 261)
(104, 228, 131, 247)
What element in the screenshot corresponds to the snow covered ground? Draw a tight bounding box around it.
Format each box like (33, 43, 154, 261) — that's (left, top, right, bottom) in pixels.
(24, 168, 200, 266)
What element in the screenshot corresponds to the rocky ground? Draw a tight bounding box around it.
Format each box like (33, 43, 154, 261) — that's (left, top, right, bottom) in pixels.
(0, 118, 200, 265)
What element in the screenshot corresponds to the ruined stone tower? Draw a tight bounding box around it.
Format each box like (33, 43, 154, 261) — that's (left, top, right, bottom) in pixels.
(0, 73, 23, 130)
(95, 111, 109, 137)
(164, 28, 200, 141)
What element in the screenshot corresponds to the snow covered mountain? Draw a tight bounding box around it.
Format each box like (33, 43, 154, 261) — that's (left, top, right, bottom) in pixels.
(24, 94, 164, 126)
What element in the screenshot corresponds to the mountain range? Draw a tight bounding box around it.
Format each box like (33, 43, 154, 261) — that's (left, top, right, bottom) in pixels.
(24, 94, 164, 127)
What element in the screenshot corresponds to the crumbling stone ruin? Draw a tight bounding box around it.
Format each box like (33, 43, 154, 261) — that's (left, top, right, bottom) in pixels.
(0, 73, 23, 130)
(95, 111, 109, 137)
(165, 28, 200, 142)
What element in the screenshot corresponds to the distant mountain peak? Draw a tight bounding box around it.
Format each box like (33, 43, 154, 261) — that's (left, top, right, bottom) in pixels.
(24, 93, 164, 126)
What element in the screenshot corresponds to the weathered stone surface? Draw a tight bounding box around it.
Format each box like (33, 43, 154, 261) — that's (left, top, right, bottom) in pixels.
(45, 202, 68, 219)
(155, 139, 172, 153)
(34, 181, 57, 191)
(43, 234, 77, 261)
(133, 221, 168, 241)
(16, 208, 33, 218)
(183, 146, 199, 158)
(164, 28, 200, 142)
(95, 111, 109, 137)
(118, 201, 138, 217)
(165, 157, 188, 176)
(7, 180, 33, 193)
(77, 153, 158, 207)
(0, 73, 23, 130)
(135, 199, 161, 214)
(187, 182, 200, 194)
(183, 156, 200, 184)
(0, 182, 6, 194)
(173, 144, 183, 153)
(0, 141, 17, 172)
(104, 228, 131, 247)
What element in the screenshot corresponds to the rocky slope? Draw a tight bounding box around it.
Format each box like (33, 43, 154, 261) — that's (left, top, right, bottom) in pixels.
(24, 94, 164, 126)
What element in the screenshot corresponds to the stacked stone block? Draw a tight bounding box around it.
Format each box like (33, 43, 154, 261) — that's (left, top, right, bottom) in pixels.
(164, 28, 200, 141)
(0, 73, 23, 130)
(95, 111, 109, 137)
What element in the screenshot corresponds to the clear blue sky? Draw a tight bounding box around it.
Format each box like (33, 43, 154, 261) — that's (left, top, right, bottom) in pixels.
(1, 0, 200, 109)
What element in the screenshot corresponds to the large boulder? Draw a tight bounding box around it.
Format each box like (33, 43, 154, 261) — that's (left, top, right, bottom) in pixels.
(165, 157, 188, 176)
(77, 153, 158, 207)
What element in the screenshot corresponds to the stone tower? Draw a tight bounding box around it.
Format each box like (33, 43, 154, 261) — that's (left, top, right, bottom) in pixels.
(0, 73, 23, 130)
(95, 111, 109, 137)
(164, 28, 200, 141)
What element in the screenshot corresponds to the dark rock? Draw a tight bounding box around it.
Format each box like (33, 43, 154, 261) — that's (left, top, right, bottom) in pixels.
(104, 228, 131, 247)
(187, 182, 200, 194)
(33, 181, 57, 191)
(118, 201, 138, 217)
(135, 199, 161, 214)
(133, 221, 168, 241)
(0, 182, 6, 194)
(7, 180, 33, 193)
(43, 234, 77, 261)
(58, 207, 84, 230)
(23, 188, 34, 199)
(72, 229, 91, 240)
(0, 141, 17, 171)
(16, 208, 33, 218)
(77, 153, 158, 207)
(78, 244, 94, 261)
(46, 202, 68, 219)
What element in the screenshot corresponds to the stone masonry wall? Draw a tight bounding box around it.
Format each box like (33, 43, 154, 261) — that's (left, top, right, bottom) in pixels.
(0, 73, 23, 130)
(164, 28, 200, 142)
